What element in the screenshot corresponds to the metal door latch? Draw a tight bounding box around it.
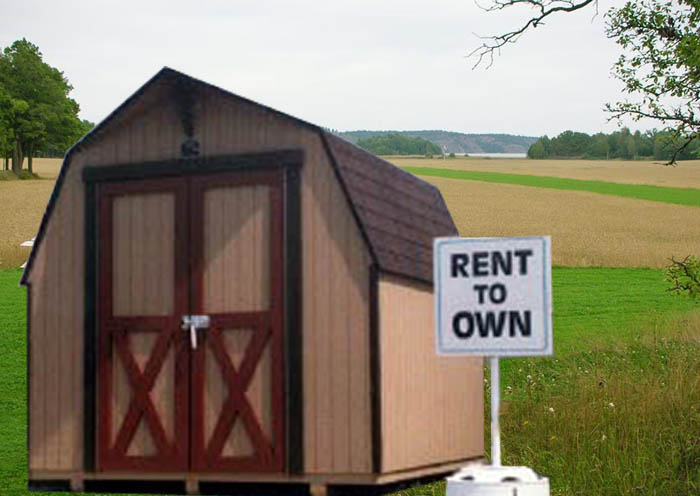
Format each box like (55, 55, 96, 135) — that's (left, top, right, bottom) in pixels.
(181, 315, 211, 350)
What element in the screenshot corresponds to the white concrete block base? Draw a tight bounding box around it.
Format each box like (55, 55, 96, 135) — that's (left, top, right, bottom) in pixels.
(446, 465, 550, 496)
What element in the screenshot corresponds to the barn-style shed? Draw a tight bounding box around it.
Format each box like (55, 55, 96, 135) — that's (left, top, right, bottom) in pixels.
(22, 68, 483, 495)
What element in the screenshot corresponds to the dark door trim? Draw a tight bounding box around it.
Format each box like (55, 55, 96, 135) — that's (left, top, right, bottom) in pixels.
(83, 151, 304, 474)
(82, 150, 303, 183)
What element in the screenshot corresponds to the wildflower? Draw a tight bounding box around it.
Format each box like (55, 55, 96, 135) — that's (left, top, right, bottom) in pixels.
(548, 407, 555, 413)
(526, 374, 532, 381)
(601, 434, 607, 441)
(505, 386, 513, 394)
(608, 402, 615, 409)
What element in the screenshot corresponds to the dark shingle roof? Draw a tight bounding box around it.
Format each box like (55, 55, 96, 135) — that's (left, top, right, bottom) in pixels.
(21, 68, 456, 286)
(323, 133, 457, 283)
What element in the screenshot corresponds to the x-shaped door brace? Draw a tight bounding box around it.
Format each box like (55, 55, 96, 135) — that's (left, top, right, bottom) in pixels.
(111, 328, 176, 459)
(204, 321, 275, 466)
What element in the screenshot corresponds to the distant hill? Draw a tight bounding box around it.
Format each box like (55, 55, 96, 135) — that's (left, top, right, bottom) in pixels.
(336, 130, 539, 154)
(356, 133, 442, 156)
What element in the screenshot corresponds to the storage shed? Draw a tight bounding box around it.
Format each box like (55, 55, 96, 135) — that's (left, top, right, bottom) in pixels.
(22, 68, 484, 495)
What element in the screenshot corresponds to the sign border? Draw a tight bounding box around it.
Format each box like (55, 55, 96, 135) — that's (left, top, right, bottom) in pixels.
(434, 236, 552, 357)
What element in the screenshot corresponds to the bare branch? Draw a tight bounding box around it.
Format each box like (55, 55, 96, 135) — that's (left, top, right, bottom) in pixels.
(470, 0, 596, 68)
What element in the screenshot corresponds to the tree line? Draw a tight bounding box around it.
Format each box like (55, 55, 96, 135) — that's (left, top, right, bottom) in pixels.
(357, 133, 442, 156)
(527, 129, 700, 161)
(0, 39, 94, 175)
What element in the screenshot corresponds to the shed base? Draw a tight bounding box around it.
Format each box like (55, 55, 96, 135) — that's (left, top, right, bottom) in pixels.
(29, 457, 483, 495)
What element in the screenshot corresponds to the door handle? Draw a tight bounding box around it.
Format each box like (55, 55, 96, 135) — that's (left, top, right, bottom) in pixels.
(189, 323, 198, 350)
(181, 315, 211, 350)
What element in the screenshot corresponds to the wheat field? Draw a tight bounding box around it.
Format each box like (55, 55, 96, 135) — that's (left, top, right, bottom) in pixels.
(390, 157, 700, 189)
(425, 175, 700, 268)
(1, 158, 699, 270)
(0, 159, 61, 269)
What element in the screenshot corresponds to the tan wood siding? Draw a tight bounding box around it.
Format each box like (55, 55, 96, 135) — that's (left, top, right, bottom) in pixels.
(202, 185, 270, 314)
(378, 275, 484, 473)
(112, 193, 175, 317)
(28, 85, 372, 474)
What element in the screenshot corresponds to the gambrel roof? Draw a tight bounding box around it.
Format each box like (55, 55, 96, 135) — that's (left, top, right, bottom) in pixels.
(21, 68, 456, 286)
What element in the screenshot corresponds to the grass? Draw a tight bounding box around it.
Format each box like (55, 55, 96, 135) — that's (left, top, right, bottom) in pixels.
(396, 273, 700, 496)
(0, 269, 27, 494)
(425, 175, 700, 268)
(400, 166, 700, 208)
(2, 267, 699, 495)
(389, 157, 700, 190)
(487, 313, 700, 495)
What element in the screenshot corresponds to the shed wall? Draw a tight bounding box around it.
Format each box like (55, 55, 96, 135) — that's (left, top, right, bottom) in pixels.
(28, 85, 372, 475)
(377, 275, 484, 473)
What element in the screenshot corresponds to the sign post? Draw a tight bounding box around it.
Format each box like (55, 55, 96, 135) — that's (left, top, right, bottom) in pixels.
(434, 236, 553, 496)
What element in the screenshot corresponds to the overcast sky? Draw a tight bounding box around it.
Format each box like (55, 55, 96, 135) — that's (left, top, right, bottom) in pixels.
(2, 0, 646, 138)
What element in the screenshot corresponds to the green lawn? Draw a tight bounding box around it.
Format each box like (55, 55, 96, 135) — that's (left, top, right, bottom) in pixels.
(0, 269, 27, 495)
(400, 167, 700, 207)
(1, 267, 698, 495)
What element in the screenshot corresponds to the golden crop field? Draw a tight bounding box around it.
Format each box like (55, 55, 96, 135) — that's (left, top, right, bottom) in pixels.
(0, 158, 62, 269)
(1, 157, 698, 270)
(29, 157, 63, 179)
(389, 156, 700, 189)
(425, 175, 700, 268)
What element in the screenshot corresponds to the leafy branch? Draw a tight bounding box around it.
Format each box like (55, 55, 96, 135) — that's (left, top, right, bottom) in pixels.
(666, 255, 700, 300)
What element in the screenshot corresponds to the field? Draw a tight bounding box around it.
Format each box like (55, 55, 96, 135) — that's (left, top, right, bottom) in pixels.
(389, 156, 700, 189)
(0, 159, 61, 270)
(424, 175, 700, 268)
(400, 167, 700, 207)
(1, 156, 699, 495)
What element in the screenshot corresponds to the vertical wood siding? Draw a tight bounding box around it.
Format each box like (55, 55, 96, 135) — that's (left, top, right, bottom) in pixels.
(378, 275, 484, 473)
(28, 84, 372, 474)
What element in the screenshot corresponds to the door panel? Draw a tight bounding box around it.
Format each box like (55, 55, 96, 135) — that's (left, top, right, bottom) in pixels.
(202, 185, 271, 313)
(112, 193, 175, 317)
(97, 179, 189, 471)
(97, 171, 285, 474)
(191, 171, 285, 472)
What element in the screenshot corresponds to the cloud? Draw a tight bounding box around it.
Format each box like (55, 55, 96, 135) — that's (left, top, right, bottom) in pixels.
(2, 0, 646, 137)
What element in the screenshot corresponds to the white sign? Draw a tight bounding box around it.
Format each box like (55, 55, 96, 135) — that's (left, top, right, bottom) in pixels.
(434, 236, 552, 357)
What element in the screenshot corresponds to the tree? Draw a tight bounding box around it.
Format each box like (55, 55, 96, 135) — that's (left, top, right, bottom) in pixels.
(666, 255, 700, 300)
(471, 0, 700, 164)
(527, 139, 547, 158)
(587, 133, 610, 158)
(356, 133, 443, 155)
(0, 39, 93, 174)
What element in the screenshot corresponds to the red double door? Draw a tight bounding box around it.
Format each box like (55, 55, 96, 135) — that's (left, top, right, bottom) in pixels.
(96, 170, 285, 472)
